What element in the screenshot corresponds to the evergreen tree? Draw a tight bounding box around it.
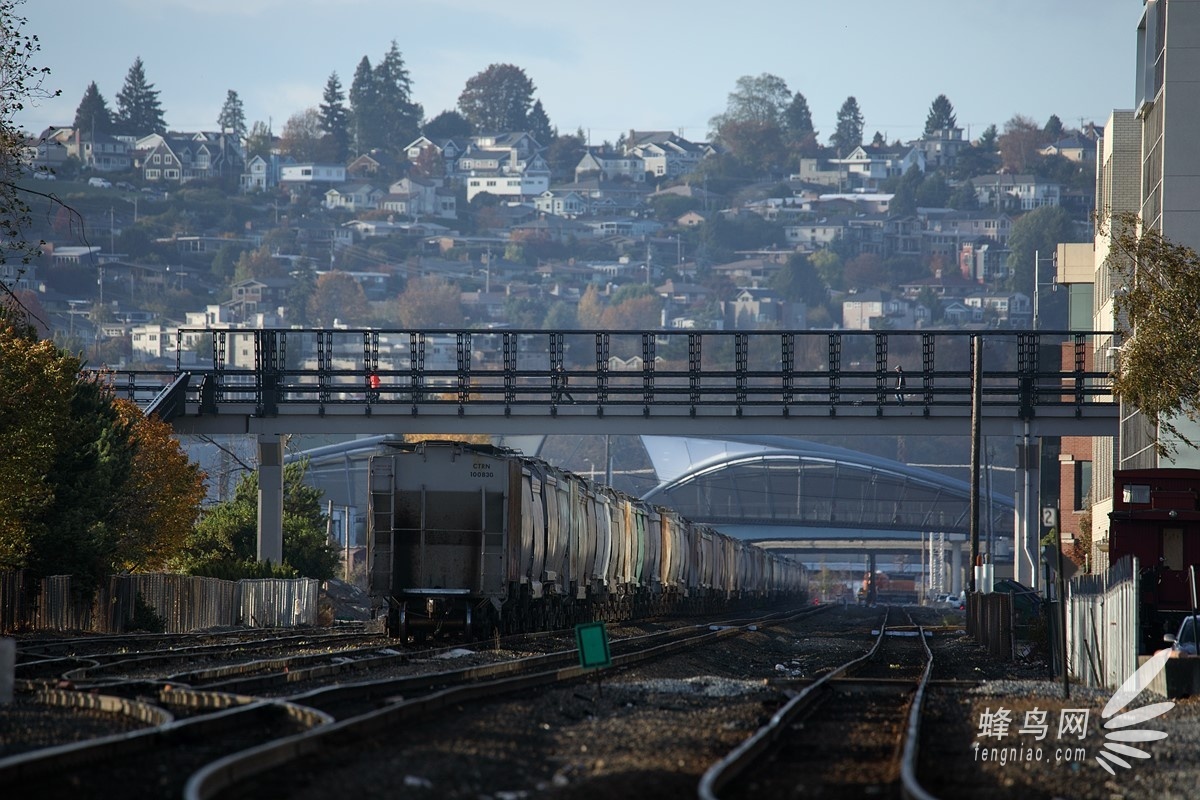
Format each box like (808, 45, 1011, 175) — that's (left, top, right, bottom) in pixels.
(923, 94, 957, 137)
(373, 41, 422, 154)
(784, 91, 814, 142)
(181, 461, 338, 580)
(978, 124, 999, 150)
(527, 99, 553, 146)
(318, 72, 349, 162)
(114, 56, 166, 135)
(830, 96, 864, 154)
(1044, 114, 1065, 142)
(348, 55, 378, 154)
(457, 63, 536, 133)
(72, 81, 113, 135)
(216, 89, 246, 138)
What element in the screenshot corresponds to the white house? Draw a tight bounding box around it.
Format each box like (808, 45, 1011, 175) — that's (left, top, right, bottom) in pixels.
(574, 150, 646, 182)
(324, 183, 383, 212)
(280, 164, 346, 184)
(971, 175, 1060, 211)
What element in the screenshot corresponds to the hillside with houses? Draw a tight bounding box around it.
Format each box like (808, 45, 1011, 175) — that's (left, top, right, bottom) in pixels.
(12, 60, 1098, 368)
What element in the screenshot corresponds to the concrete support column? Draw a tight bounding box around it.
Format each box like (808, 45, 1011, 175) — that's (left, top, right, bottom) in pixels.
(951, 540, 963, 597)
(1014, 433, 1040, 590)
(257, 433, 284, 565)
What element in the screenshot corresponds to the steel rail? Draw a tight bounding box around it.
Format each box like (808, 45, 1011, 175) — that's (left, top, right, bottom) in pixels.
(183, 605, 828, 799)
(696, 608, 902, 800)
(899, 614, 940, 800)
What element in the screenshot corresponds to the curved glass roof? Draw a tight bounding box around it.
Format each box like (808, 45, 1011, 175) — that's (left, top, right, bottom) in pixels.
(640, 436, 1013, 536)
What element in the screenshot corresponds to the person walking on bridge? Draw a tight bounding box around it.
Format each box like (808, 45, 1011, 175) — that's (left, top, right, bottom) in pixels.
(894, 365, 906, 405)
(552, 364, 574, 404)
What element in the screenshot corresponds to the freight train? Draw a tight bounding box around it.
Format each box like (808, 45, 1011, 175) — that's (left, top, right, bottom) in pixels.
(1109, 468, 1200, 654)
(368, 441, 808, 640)
(856, 571, 919, 605)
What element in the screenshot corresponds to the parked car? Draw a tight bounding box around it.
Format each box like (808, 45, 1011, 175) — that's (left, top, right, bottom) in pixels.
(88, 177, 112, 188)
(115, 181, 135, 191)
(1164, 615, 1199, 656)
(31, 169, 56, 180)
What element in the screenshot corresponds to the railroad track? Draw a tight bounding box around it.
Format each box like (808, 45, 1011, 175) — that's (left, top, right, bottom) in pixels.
(699, 608, 938, 800)
(14, 629, 387, 687)
(0, 606, 826, 799)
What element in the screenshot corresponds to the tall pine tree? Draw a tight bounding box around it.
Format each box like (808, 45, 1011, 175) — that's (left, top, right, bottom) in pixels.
(830, 96, 864, 154)
(923, 94, 957, 137)
(115, 56, 166, 135)
(372, 41, 422, 155)
(318, 72, 349, 162)
(527, 99, 553, 145)
(785, 92, 814, 139)
(73, 82, 113, 136)
(217, 89, 246, 138)
(348, 55, 378, 155)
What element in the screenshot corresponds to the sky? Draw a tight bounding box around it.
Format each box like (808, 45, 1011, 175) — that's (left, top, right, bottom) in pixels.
(18, 0, 1139, 146)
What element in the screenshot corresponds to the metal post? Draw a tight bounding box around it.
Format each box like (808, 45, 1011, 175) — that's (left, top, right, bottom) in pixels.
(969, 334, 982, 593)
(1054, 522, 1070, 699)
(1034, 248, 1040, 330)
(257, 433, 284, 565)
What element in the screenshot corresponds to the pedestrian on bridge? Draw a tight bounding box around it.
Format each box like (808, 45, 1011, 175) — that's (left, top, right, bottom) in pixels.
(552, 364, 574, 404)
(894, 365, 906, 405)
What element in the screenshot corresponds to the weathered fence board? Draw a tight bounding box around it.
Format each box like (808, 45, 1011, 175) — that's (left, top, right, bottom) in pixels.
(1, 571, 320, 634)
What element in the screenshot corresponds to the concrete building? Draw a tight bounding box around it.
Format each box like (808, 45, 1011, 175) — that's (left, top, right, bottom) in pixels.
(1089, 110, 1141, 565)
(1121, 0, 1200, 471)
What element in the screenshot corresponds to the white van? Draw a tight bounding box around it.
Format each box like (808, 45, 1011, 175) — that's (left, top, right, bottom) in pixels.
(87, 177, 112, 188)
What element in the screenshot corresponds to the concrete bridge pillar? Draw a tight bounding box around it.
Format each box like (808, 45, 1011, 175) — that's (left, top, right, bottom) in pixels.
(257, 433, 284, 565)
(951, 540, 963, 597)
(1013, 435, 1040, 590)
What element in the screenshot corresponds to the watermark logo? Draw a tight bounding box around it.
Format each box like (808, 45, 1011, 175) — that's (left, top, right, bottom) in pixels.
(973, 647, 1174, 775)
(1093, 646, 1173, 775)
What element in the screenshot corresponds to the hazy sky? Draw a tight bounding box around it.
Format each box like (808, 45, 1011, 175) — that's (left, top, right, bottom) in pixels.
(19, 0, 1137, 145)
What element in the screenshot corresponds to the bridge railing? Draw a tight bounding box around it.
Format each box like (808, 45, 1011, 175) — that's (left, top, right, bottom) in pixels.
(99, 328, 1117, 418)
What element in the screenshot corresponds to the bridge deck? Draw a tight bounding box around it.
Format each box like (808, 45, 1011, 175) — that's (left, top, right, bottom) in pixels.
(106, 327, 1120, 437)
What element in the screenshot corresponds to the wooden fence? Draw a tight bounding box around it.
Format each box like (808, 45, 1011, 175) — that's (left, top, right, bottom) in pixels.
(965, 591, 1014, 661)
(1067, 555, 1139, 689)
(0, 571, 320, 634)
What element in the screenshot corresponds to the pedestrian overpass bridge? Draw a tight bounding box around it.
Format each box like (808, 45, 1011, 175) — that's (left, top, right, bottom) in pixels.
(110, 327, 1119, 568)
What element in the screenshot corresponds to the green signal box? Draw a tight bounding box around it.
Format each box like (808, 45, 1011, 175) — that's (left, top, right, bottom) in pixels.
(575, 621, 611, 669)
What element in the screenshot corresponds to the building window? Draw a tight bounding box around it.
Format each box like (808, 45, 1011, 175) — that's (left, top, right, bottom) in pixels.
(1073, 461, 1092, 510)
(153, 154, 161, 164)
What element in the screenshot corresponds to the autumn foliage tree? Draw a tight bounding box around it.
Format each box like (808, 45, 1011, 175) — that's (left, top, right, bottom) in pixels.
(395, 275, 463, 328)
(1104, 212, 1200, 456)
(0, 321, 205, 585)
(111, 399, 207, 571)
(308, 271, 369, 326)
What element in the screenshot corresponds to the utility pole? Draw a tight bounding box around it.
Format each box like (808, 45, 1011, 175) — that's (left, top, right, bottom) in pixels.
(969, 334, 982, 593)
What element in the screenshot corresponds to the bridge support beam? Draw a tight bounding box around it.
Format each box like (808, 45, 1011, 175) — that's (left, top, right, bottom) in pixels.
(257, 433, 284, 565)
